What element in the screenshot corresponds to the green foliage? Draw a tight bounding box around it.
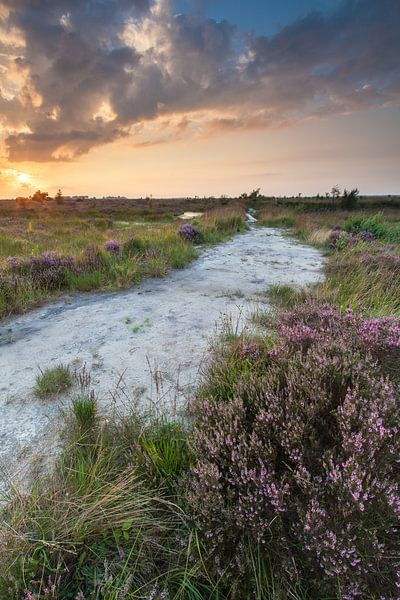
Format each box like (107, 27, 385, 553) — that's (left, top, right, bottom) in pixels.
(259, 215, 295, 228)
(0, 405, 194, 599)
(65, 269, 103, 291)
(266, 283, 305, 309)
(34, 364, 73, 398)
(343, 212, 400, 243)
(72, 392, 98, 432)
(0, 204, 245, 319)
(141, 421, 191, 488)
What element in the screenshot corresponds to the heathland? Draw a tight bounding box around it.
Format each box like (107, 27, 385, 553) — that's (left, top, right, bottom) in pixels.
(0, 194, 399, 599)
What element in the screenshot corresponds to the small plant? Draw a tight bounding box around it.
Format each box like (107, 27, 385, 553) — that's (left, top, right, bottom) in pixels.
(72, 392, 97, 431)
(178, 223, 204, 242)
(34, 364, 73, 398)
(141, 421, 191, 487)
(267, 283, 302, 309)
(7, 251, 76, 289)
(104, 239, 121, 254)
(131, 318, 151, 333)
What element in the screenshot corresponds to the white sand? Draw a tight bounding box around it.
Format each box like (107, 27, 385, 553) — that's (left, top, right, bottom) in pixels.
(0, 227, 323, 486)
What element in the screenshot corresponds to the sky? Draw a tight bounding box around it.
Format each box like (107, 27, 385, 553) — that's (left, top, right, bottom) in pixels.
(0, 0, 399, 198)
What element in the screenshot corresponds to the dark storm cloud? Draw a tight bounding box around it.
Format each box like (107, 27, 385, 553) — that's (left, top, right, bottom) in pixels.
(245, 0, 400, 114)
(0, 0, 399, 161)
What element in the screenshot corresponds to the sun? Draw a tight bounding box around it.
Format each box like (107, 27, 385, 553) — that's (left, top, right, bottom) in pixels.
(17, 172, 30, 185)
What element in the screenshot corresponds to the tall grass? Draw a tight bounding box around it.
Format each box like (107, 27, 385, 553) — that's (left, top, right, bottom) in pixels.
(258, 205, 400, 316)
(2, 202, 399, 598)
(0, 205, 247, 320)
(0, 397, 204, 600)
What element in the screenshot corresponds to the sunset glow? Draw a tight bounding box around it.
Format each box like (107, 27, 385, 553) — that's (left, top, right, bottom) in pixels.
(17, 172, 30, 186)
(0, 0, 399, 198)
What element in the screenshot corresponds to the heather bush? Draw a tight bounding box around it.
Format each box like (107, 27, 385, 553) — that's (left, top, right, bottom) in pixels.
(104, 239, 122, 254)
(329, 226, 375, 249)
(7, 251, 76, 290)
(0, 274, 17, 298)
(188, 302, 400, 598)
(79, 244, 105, 270)
(178, 223, 204, 243)
(343, 214, 400, 244)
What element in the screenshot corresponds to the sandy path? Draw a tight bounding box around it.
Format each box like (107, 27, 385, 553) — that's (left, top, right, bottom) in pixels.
(0, 227, 323, 485)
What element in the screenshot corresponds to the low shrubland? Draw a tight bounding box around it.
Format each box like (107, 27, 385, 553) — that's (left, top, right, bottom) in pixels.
(189, 302, 400, 598)
(0, 395, 201, 600)
(1, 201, 399, 598)
(2, 301, 399, 599)
(258, 206, 400, 316)
(0, 205, 247, 319)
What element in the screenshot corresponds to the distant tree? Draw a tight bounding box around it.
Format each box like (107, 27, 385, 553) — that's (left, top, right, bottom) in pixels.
(249, 188, 261, 199)
(31, 190, 49, 205)
(240, 188, 261, 200)
(55, 188, 64, 205)
(341, 188, 359, 210)
(146, 194, 154, 211)
(331, 186, 341, 202)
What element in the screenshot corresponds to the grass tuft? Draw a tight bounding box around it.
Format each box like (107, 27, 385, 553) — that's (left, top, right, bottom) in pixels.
(72, 392, 98, 431)
(34, 364, 73, 398)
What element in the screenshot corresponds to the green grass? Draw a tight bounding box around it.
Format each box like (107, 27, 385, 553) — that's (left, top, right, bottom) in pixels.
(258, 205, 400, 317)
(72, 392, 98, 431)
(258, 215, 295, 228)
(0, 204, 247, 320)
(0, 398, 207, 600)
(65, 269, 103, 291)
(2, 201, 399, 599)
(34, 364, 73, 398)
(266, 283, 306, 310)
(343, 212, 400, 243)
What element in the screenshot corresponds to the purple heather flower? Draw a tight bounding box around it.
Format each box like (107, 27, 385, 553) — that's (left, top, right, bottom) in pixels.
(178, 223, 203, 242)
(104, 240, 121, 253)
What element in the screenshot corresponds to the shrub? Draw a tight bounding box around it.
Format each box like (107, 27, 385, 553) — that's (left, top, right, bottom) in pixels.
(34, 364, 73, 398)
(7, 251, 76, 289)
(322, 241, 400, 316)
(188, 302, 400, 598)
(79, 244, 105, 270)
(343, 214, 400, 244)
(141, 421, 191, 489)
(0, 404, 193, 600)
(261, 215, 295, 228)
(123, 236, 146, 254)
(178, 223, 204, 243)
(329, 226, 375, 249)
(341, 188, 359, 210)
(104, 239, 122, 254)
(0, 274, 17, 298)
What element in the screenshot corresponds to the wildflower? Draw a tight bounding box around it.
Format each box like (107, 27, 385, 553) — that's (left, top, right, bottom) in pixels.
(188, 301, 400, 598)
(178, 223, 203, 242)
(104, 240, 121, 254)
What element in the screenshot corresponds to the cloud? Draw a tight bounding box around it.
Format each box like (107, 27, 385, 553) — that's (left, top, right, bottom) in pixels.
(0, 0, 399, 161)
